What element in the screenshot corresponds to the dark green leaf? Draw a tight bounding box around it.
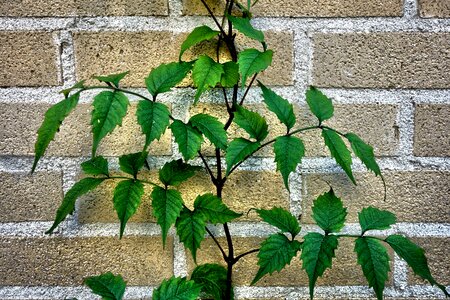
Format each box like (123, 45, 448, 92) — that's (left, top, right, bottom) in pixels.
(238, 49, 273, 87)
(59, 80, 85, 98)
(227, 15, 264, 42)
(220, 61, 239, 88)
(354, 237, 390, 300)
(273, 136, 305, 190)
(93, 71, 129, 88)
(146, 62, 193, 97)
(234, 105, 268, 141)
(46, 178, 105, 234)
(305, 86, 334, 123)
(256, 207, 300, 238)
(190, 113, 228, 150)
(113, 179, 144, 238)
(346, 133, 381, 177)
(81, 156, 109, 177)
(358, 207, 396, 234)
(194, 193, 241, 224)
(252, 233, 301, 285)
(176, 207, 207, 262)
(170, 120, 204, 161)
(32, 93, 80, 173)
(91, 91, 129, 156)
(190, 264, 229, 300)
(312, 189, 347, 233)
(322, 128, 356, 184)
(136, 101, 171, 148)
(118, 152, 148, 178)
(301, 232, 338, 299)
(192, 55, 224, 104)
(159, 159, 201, 187)
(179, 25, 220, 60)
(84, 272, 126, 300)
(259, 82, 295, 130)
(153, 276, 202, 300)
(151, 186, 183, 247)
(225, 138, 260, 175)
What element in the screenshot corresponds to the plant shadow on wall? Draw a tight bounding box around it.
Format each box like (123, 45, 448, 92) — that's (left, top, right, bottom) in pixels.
(30, 0, 449, 300)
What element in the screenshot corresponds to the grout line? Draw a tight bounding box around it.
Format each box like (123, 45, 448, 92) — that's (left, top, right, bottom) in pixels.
(404, 0, 419, 19)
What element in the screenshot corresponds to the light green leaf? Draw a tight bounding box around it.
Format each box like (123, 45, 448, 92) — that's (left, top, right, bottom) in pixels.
(190, 113, 228, 150)
(81, 156, 109, 177)
(259, 82, 295, 130)
(118, 152, 148, 178)
(227, 15, 264, 42)
(46, 178, 105, 234)
(170, 120, 204, 161)
(159, 159, 201, 187)
(59, 80, 85, 98)
(91, 91, 129, 156)
(136, 101, 170, 148)
(355, 237, 390, 300)
(322, 128, 356, 184)
(305, 86, 334, 123)
(113, 179, 144, 238)
(301, 232, 339, 299)
(145, 62, 193, 97)
(252, 233, 301, 285)
(238, 49, 273, 86)
(312, 189, 347, 233)
(192, 55, 224, 104)
(179, 25, 220, 60)
(225, 138, 260, 175)
(221, 61, 239, 88)
(84, 272, 126, 300)
(93, 71, 129, 88)
(256, 207, 300, 238)
(190, 264, 229, 300)
(175, 207, 207, 262)
(151, 186, 183, 247)
(234, 105, 268, 141)
(194, 193, 241, 224)
(358, 207, 396, 234)
(153, 276, 202, 300)
(32, 93, 80, 173)
(273, 136, 305, 190)
(346, 133, 381, 177)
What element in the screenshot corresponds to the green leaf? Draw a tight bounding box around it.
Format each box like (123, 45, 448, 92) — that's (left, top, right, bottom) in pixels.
(190, 264, 229, 300)
(32, 93, 80, 173)
(346, 133, 381, 177)
(59, 80, 85, 98)
(273, 136, 305, 190)
(192, 55, 224, 104)
(358, 207, 396, 234)
(227, 15, 264, 42)
(93, 71, 129, 88)
(146, 62, 193, 97)
(84, 272, 126, 300)
(113, 179, 144, 238)
(136, 101, 171, 148)
(256, 207, 300, 238)
(194, 193, 241, 224)
(301, 232, 339, 299)
(234, 105, 268, 141)
(153, 276, 202, 300)
(322, 128, 356, 184)
(252, 233, 301, 285)
(118, 151, 148, 178)
(91, 91, 129, 156)
(354, 237, 390, 300)
(81, 156, 109, 177)
(190, 113, 228, 150)
(46, 178, 105, 234)
(385, 235, 449, 296)
(238, 49, 273, 87)
(170, 120, 204, 161)
(175, 207, 207, 262)
(259, 82, 295, 130)
(305, 86, 334, 123)
(151, 186, 183, 247)
(312, 189, 347, 233)
(220, 61, 239, 88)
(225, 138, 260, 175)
(159, 159, 201, 187)
(179, 25, 220, 60)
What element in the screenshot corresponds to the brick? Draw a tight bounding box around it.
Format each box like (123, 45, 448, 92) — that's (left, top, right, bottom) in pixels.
(312, 33, 450, 89)
(0, 102, 172, 157)
(0, 0, 168, 16)
(74, 31, 293, 87)
(0, 236, 172, 286)
(302, 171, 450, 224)
(414, 104, 450, 157)
(0, 172, 63, 222)
(0, 32, 59, 87)
(419, 0, 450, 18)
(182, 0, 403, 17)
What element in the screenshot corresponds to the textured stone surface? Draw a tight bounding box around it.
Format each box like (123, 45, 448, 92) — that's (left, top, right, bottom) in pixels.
(0, 0, 168, 16)
(0, 172, 63, 222)
(414, 104, 450, 157)
(0, 236, 172, 286)
(0, 32, 59, 87)
(312, 33, 450, 89)
(302, 171, 450, 223)
(419, 0, 450, 17)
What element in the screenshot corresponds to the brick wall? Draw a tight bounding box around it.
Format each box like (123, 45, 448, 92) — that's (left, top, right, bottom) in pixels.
(0, 0, 449, 299)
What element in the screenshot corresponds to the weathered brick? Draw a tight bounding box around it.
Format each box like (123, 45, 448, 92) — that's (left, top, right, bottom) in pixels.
(0, 236, 172, 286)
(419, 0, 450, 18)
(0, 172, 63, 222)
(414, 104, 450, 157)
(182, 0, 403, 17)
(0, 32, 59, 87)
(302, 171, 450, 224)
(0, 0, 168, 16)
(0, 102, 172, 157)
(312, 33, 450, 89)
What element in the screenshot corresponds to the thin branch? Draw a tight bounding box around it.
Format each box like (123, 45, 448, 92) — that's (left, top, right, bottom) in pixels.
(200, 0, 227, 37)
(233, 248, 259, 263)
(222, 87, 231, 111)
(239, 73, 258, 106)
(198, 150, 216, 183)
(81, 86, 153, 102)
(206, 227, 228, 261)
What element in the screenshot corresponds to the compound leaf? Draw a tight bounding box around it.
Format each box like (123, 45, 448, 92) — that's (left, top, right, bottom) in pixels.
(346, 132, 381, 177)
(194, 193, 241, 224)
(176, 207, 207, 262)
(358, 207, 396, 234)
(146, 62, 193, 97)
(227, 15, 264, 42)
(153, 276, 201, 300)
(190, 113, 228, 150)
(305, 86, 334, 123)
(159, 159, 201, 187)
(118, 151, 148, 178)
(238, 49, 273, 86)
(136, 101, 171, 148)
(84, 272, 126, 300)
(273, 136, 305, 190)
(259, 82, 295, 130)
(179, 25, 220, 60)
(113, 179, 144, 238)
(256, 207, 300, 238)
(312, 189, 347, 233)
(225, 138, 260, 175)
(192, 55, 224, 104)
(81, 156, 109, 177)
(191, 264, 229, 300)
(220, 61, 239, 88)
(234, 105, 268, 141)
(170, 120, 204, 161)
(93, 71, 129, 88)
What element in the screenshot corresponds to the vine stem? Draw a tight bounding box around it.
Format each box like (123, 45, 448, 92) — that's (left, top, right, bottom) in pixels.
(80, 86, 153, 102)
(199, 0, 228, 37)
(206, 227, 228, 261)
